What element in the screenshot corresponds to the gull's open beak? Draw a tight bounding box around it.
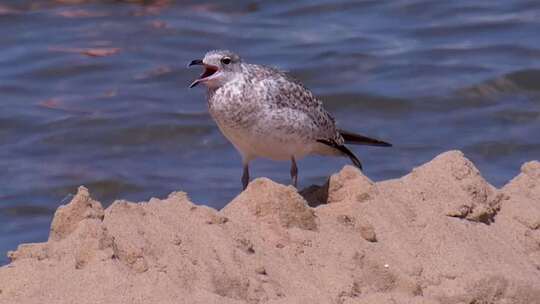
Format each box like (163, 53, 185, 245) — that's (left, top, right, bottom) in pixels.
(188, 59, 203, 67)
(188, 59, 219, 88)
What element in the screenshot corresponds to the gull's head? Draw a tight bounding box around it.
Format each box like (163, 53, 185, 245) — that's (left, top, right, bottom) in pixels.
(188, 50, 242, 89)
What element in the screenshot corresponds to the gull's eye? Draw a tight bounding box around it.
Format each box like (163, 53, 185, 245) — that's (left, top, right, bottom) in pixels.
(221, 57, 232, 65)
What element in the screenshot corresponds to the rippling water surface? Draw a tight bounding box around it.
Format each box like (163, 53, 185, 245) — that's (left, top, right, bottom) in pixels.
(1, 0, 540, 263)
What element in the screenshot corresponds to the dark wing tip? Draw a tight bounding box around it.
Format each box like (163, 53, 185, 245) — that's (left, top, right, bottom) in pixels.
(338, 129, 392, 147)
(317, 139, 363, 171)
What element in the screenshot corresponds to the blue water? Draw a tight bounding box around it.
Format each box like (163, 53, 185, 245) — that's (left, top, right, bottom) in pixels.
(1, 0, 540, 264)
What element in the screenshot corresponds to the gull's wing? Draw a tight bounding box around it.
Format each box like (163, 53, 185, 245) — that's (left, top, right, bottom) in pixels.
(247, 64, 343, 143)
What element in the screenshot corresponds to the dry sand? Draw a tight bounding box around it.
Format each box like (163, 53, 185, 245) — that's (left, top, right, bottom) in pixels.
(1, 150, 539, 304)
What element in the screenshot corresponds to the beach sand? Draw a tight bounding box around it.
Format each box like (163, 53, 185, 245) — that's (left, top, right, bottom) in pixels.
(1, 150, 539, 303)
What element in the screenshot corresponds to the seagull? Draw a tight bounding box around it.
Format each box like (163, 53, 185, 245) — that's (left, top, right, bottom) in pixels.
(189, 50, 391, 190)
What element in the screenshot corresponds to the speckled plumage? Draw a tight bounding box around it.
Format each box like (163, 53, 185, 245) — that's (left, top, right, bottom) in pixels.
(189, 50, 391, 189)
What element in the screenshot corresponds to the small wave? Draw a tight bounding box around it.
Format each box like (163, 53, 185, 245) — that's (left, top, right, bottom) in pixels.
(0, 205, 54, 217)
(458, 69, 540, 98)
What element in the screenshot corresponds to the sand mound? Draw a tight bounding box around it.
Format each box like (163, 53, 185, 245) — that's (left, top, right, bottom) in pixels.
(1, 151, 539, 304)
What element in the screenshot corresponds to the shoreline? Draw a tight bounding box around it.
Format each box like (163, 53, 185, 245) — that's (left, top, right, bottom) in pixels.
(1, 150, 539, 303)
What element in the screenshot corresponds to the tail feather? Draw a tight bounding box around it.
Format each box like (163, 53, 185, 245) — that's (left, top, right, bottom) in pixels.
(316, 139, 363, 170)
(338, 129, 392, 147)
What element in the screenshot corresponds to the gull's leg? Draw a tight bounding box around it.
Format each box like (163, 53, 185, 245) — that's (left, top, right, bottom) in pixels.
(242, 161, 250, 190)
(290, 156, 298, 188)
